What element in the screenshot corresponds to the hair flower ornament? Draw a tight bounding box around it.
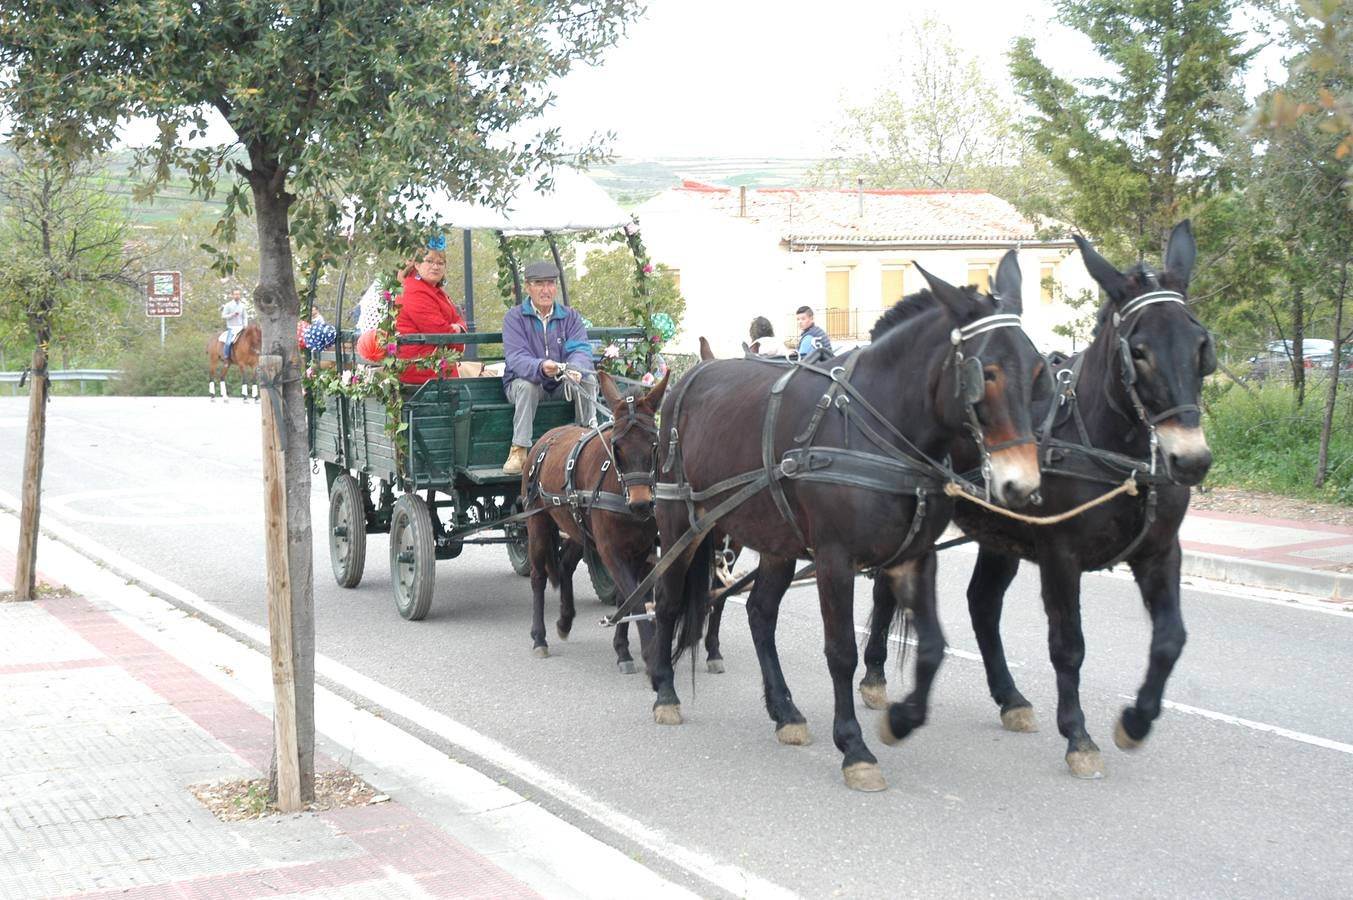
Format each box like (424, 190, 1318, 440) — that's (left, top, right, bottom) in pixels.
(427, 234, 446, 251)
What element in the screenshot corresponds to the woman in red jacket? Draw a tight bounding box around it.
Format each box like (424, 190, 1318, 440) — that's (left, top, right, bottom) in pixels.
(395, 243, 467, 384)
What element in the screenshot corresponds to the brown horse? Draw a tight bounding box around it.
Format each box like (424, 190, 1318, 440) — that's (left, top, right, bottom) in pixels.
(207, 322, 262, 402)
(523, 370, 669, 671)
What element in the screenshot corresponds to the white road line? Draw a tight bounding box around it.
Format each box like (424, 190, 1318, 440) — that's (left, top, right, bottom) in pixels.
(1118, 694, 1353, 756)
(0, 489, 798, 900)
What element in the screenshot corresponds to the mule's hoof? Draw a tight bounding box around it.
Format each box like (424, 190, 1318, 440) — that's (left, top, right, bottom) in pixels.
(1066, 750, 1105, 779)
(1114, 717, 1143, 751)
(878, 710, 904, 746)
(531, 645, 549, 659)
(556, 621, 571, 641)
(1001, 706, 1039, 733)
(617, 659, 638, 675)
(859, 681, 888, 710)
(775, 722, 812, 746)
(706, 658, 725, 674)
(842, 762, 887, 792)
(653, 704, 683, 726)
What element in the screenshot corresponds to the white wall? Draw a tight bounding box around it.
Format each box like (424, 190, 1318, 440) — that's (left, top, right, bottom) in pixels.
(634, 191, 1101, 359)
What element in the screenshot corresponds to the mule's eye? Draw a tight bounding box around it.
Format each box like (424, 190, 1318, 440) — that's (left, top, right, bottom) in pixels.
(1130, 346, 1147, 361)
(983, 367, 997, 383)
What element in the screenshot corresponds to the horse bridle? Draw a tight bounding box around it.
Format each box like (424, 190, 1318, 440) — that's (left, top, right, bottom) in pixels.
(596, 394, 659, 508)
(948, 312, 1050, 498)
(1106, 289, 1206, 478)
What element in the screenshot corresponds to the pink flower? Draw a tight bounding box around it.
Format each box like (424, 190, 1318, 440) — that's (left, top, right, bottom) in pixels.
(624, 221, 640, 236)
(650, 335, 660, 343)
(641, 372, 655, 386)
(438, 359, 449, 375)
(642, 264, 654, 274)
(603, 344, 620, 359)
(386, 343, 397, 356)
(382, 290, 392, 301)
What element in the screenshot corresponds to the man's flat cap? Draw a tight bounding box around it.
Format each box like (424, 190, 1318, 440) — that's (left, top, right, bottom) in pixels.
(523, 261, 560, 280)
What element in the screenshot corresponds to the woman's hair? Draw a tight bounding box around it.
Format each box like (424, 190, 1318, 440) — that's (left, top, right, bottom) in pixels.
(749, 316, 774, 341)
(399, 248, 447, 285)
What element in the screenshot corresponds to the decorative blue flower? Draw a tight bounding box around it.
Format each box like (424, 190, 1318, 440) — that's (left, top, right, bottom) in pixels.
(427, 234, 446, 251)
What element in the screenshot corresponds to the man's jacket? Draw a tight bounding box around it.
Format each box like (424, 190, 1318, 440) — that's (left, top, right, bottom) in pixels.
(502, 302, 594, 390)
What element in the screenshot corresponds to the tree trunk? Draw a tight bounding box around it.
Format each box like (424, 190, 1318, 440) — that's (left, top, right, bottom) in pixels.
(249, 169, 315, 804)
(1316, 258, 1348, 487)
(1292, 285, 1306, 406)
(13, 347, 49, 601)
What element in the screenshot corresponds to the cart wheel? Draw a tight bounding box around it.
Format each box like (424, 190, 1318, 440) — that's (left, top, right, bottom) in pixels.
(585, 546, 618, 606)
(389, 493, 436, 621)
(505, 526, 531, 577)
(328, 474, 367, 588)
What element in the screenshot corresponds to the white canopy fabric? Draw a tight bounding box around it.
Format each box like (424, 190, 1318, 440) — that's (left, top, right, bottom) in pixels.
(406, 168, 629, 234)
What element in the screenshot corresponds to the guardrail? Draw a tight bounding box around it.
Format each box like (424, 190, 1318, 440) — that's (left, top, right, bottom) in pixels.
(0, 369, 122, 394)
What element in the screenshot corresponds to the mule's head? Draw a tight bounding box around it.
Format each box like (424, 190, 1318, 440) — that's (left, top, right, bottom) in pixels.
(599, 370, 668, 514)
(916, 252, 1046, 508)
(1077, 221, 1214, 485)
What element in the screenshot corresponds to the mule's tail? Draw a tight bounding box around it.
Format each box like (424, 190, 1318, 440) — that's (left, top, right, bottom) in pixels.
(671, 535, 714, 665)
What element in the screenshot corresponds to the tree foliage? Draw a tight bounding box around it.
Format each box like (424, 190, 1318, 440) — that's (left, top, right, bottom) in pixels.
(1009, 0, 1255, 259)
(572, 246, 684, 330)
(811, 16, 1062, 220)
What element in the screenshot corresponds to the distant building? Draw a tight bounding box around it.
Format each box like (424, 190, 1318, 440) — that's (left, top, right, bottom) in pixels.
(632, 182, 1097, 358)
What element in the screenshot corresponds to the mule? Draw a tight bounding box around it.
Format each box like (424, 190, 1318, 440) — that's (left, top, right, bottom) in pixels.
(647, 254, 1046, 791)
(523, 370, 669, 672)
(859, 220, 1215, 779)
(208, 322, 262, 402)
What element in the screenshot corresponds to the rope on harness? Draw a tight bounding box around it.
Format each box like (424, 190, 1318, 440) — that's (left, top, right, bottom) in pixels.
(943, 474, 1138, 525)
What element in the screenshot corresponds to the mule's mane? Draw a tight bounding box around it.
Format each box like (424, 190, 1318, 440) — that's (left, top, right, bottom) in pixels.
(868, 287, 994, 342)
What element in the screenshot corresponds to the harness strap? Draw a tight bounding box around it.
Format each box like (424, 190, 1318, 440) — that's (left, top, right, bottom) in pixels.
(603, 470, 773, 627)
(762, 367, 808, 548)
(1101, 484, 1158, 570)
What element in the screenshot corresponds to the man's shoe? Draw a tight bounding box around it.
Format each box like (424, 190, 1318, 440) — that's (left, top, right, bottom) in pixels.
(503, 445, 529, 475)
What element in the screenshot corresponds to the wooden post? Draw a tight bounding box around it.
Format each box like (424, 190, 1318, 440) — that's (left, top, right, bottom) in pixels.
(14, 348, 49, 601)
(259, 354, 302, 812)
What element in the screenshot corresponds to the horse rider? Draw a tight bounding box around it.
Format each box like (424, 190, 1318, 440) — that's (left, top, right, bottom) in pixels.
(220, 288, 248, 361)
(500, 260, 598, 474)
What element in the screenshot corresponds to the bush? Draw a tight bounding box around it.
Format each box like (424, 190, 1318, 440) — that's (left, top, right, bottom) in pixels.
(1203, 379, 1353, 503)
(110, 332, 219, 397)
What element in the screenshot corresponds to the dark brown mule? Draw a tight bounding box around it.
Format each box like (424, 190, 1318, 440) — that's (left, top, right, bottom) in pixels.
(523, 370, 669, 671)
(207, 322, 262, 402)
(648, 255, 1046, 791)
(860, 221, 1215, 779)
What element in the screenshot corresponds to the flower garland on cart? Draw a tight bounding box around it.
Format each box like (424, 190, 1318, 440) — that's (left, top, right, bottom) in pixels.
(300, 274, 460, 472)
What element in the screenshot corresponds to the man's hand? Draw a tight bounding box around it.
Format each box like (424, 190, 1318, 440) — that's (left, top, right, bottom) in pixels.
(542, 359, 561, 377)
(563, 368, 582, 385)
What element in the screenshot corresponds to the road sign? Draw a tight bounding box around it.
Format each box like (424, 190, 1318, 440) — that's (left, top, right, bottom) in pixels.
(146, 271, 183, 317)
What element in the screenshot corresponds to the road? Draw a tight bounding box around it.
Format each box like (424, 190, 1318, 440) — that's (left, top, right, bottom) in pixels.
(3, 396, 1351, 898)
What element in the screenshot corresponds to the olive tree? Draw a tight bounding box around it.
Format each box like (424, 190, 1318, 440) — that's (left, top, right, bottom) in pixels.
(0, 0, 641, 800)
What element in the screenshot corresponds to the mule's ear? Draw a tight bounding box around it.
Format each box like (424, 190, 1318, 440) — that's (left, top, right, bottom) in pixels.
(598, 370, 623, 406)
(992, 250, 1023, 314)
(915, 261, 980, 322)
(644, 369, 671, 408)
(1164, 219, 1196, 291)
(699, 336, 716, 361)
(1073, 233, 1129, 303)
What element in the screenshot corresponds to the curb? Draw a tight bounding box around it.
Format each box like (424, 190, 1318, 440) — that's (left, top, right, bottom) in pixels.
(1181, 549, 1351, 603)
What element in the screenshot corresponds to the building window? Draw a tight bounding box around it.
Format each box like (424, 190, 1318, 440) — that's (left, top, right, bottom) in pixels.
(1040, 264, 1056, 305)
(667, 267, 681, 292)
(967, 262, 994, 294)
(881, 265, 908, 308)
(825, 269, 851, 338)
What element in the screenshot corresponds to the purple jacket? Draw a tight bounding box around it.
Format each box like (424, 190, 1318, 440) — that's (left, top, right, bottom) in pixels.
(502, 301, 595, 390)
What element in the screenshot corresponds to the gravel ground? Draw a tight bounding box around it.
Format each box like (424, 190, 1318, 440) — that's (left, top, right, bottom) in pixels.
(1191, 485, 1353, 527)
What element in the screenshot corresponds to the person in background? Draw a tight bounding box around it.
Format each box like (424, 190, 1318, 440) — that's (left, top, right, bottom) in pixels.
(394, 237, 467, 385)
(747, 315, 783, 356)
(795, 305, 833, 357)
(219, 288, 248, 361)
(499, 260, 597, 474)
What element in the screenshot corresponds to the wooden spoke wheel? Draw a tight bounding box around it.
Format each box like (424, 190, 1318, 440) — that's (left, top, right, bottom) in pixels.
(505, 524, 531, 577)
(328, 474, 367, 588)
(389, 493, 436, 621)
(585, 546, 618, 606)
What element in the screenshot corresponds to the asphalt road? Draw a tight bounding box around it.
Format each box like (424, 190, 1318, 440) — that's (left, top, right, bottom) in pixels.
(3, 396, 1351, 899)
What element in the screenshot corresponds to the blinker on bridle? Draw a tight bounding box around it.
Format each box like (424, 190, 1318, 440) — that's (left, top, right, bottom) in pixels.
(950, 311, 1039, 500)
(600, 393, 658, 505)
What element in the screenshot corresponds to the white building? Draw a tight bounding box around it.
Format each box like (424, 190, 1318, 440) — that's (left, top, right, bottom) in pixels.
(632, 182, 1098, 359)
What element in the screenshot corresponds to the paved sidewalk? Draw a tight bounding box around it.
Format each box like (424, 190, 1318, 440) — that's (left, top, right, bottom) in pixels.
(1178, 508, 1353, 604)
(0, 519, 702, 900)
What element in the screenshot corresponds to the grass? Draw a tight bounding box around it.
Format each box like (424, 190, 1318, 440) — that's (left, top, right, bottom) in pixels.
(1203, 378, 1353, 504)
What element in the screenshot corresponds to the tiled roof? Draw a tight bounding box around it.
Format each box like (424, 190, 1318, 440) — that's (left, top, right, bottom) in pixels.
(673, 180, 1057, 244)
